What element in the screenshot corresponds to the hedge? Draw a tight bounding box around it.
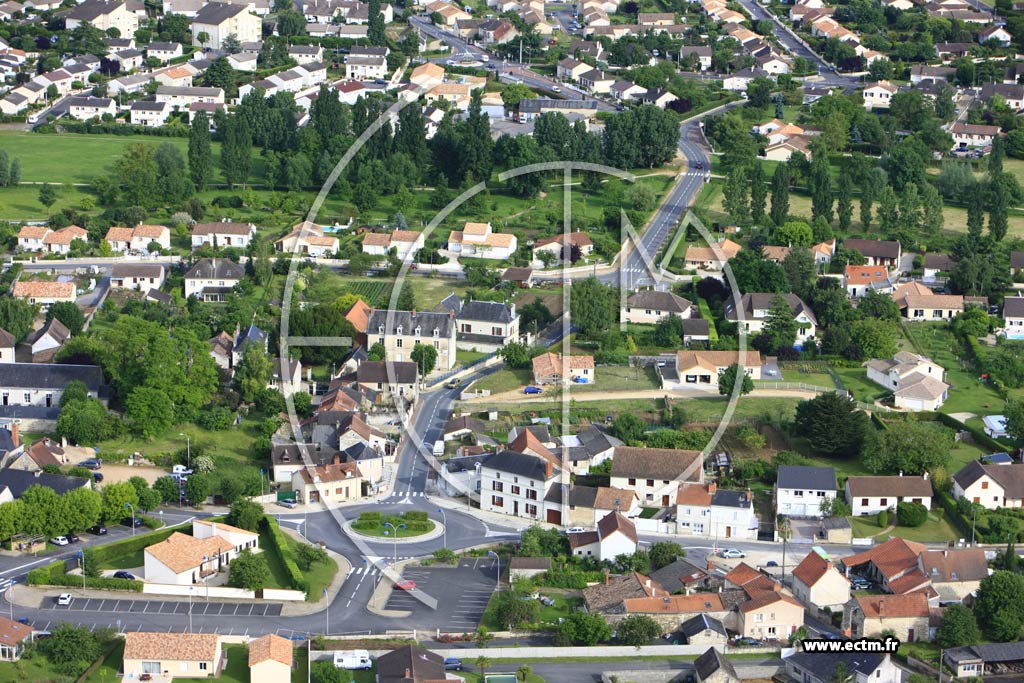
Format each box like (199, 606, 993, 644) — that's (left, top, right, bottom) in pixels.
(34, 121, 189, 137)
(936, 491, 979, 541)
(0, 263, 22, 292)
(85, 525, 188, 567)
(260, 516, 308, 595)
(27, 561, 142, 592)
(139, 514, 163, 530)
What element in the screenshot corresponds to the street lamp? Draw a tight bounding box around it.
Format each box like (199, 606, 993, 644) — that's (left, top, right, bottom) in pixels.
(79, 550, 86, 590)
(188, 586, 193, 632)
(260, 469, 265, 501)
(7, 580, 13, 622)
(437, 508, 447, 549)
(383, 523, 407, 566)
(971, 505, 978, 547)
(487, 550, 500, 588)
(179, 432, 190, 470)
(124, 502, 136, 537)
(202, 555, 209, 599)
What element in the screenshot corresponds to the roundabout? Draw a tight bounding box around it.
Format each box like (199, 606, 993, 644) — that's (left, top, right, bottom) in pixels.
(342, 518, 446, 544)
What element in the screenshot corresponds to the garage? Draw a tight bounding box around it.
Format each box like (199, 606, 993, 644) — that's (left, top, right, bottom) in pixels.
(546, 509, 561, 525)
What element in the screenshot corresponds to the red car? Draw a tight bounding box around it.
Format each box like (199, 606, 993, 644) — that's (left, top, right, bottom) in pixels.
(395, 580, 416, 591)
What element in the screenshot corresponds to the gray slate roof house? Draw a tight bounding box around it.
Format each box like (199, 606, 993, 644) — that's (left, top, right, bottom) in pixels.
(366, 309, 455, 338)
(0, 469, 91, 499)
(680, 614, 728, 641)
(694, 647, 738, 682)
(376, 645, 445, 683)
(482, 450, 556, 479)
(776, 465, 837, 491)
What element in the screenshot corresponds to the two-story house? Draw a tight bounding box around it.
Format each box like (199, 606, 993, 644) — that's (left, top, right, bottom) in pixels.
(782, 652, 901, 683)
(104, 224, 171, 252)
(620, 290, 696, 325)
(775, 465, 836, 518)
(791, 549, 851, 613)
(843, 238, 902, 268)
(183, 258, 245, 301)
(724, 293, 817, 346)
(191, 1, 261, 49)
(845, 474, 933, 516)
(480, 450, 558, 521)
(865, 351, 949, 411)
(447, 222, 518, 260)
(844, 591, 929, 642)
(569, 511, 638, 560)
(844, 265, 895, 298)
(446, 298, 520, 352)
(531, 352, 594, 385)
(354, 360, 418, 405)
(862, 80, 898, 109)
(190, 221, 256, 249)
(1004, 296, 1024, 340)
(366, 309, 457, 372)
(737, 591, 805, 640)
(274, 221, 339, 258)
(110, 264, 166, 292)
(610, 446, 703, 507)
(953, 460, 1024, 509)
(41, 225, 88, 254)
(16, 225, 50, 252)
(63, 0, 138, 35)
(675, 482, 759, 540)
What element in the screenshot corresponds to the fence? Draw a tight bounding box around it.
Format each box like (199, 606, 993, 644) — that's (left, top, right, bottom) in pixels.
(753, 381, 834, 393)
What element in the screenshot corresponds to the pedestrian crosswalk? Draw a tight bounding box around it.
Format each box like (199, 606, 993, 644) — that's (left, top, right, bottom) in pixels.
(372, 491, 425, 504)
(348, 562, 417, 577)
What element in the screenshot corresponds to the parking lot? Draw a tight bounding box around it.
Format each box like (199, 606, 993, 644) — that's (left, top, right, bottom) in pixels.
(44, 597, 283, 617)
(383, 557, 498, 631)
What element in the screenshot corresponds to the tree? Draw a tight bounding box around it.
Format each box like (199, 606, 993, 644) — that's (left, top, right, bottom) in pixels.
(38, 623, 104, 676)
(497, 342, 532, 369)
(295, 544, 329, 570)
(616, 614, 662, 646)
(153, 476, 181, 504)
(652, 313, 684, 348)
(760, 294, 798, 353)
(154, 142, 192, 204)
(46, 301, 85, 336)
(749, 161, 767, 224)
(820, 496, 851, 517)
(776, 221, 813, 247)
(718, 363, 754, 396)
(728, 250, 788, 294)
(410, 342, 438, 377)
(236, 347, 272, 403)
(228, 549, 270, 590)
(460, 90, 494, 184)
(100, 481, 139, 524)
(989, 173, 1009, 242)
(60, 381, 90, 408)
(38, 183, 57, 214)
(770, 162, 790, 225)
(723, 165, 749, 222)
(56, 398, 111, 444)
(920, 181, 944, 236)
(221, 115, 252, 188)
(554, 612, 612, 646)
(494, 591, 540, 629)
(857, 289, 900, 322)
(837, 180, 853, 233)
(184, 473, 211, 506)
(0, 298, 34, 342)
(311, 660, 345, 683)
(975, 571, 1024, 641)
(848, 318, 898, 359)
(897, 501, 929, 527)
(368, 0, 386, 45)
(474, 626, 494, 649)
(936, 603, 981, 648)
(809, 150, 833, 223)
(569, 277, 618, 338)
(648, 541, 684, 570)
(125, 386, 174, 438)
(783, 248, 817, 299)
(226, 499, 264, 531)
(397, 281, 415, 310)
(613, 413, 647, 444)
(189, 112, 212, 191)
(794, 393, 870, 457)
(863, 422, 954, 475)
(9, 158, 20, 187)
(368, 342, 386, 361)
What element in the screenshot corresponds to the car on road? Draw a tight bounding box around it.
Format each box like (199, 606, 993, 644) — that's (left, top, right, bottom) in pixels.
(16, 618, 29, 626)
(66, 533, 79, 543)
(51, 536, 69, 546)
(276, 500, 298, 509)
(113, 571, 136, 580)
(56, 594, 73, 606)
(696, 161, 703, 170)
(395, 580, 416, 591)
(444, 658, 463, 671)
(552, 86, 561, 93)
(445, 378, 462, 389)
(88, 524, 107, 535)
(524, 385, 543, 394)
(80, 459, 101, 470)
(122, 517, 144, 528)
(718, 548, 746, 559)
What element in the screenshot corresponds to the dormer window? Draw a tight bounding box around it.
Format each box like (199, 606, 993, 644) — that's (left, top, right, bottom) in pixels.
(433, 328, 440, 337)
(396, 325, 403, 336)
(414, 326, 421, 337)
(378, 325, 384, 334)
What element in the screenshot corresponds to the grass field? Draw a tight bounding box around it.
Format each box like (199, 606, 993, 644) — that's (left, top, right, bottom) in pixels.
(0, 654, 75, 683)
(473, 368, 534, 394)
(258, 523, 338, 598)
(848, 509, 960, 542)
(178, 645, 248, 683)
(96, 418, 261, 465)
(82, 641, 124, 683)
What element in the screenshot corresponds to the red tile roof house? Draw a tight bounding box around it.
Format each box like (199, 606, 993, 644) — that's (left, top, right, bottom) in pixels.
(843, 591, 930, 642)
(531, 352, 595, 386)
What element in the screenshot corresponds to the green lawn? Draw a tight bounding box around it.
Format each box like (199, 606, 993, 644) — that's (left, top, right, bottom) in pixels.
(178, 645, 248, 683)
(571, 366, 660, 392)
(848, 509, 960, 542)
(95, 418, 261, 465)
(456, 349, 490, 366)
(293, 648, 310, 683)
(473, 368, 534, 394)
(831, 367, 890, 403)
(457, 672, 545, 683)
(0, 655, 75, 683)
(901, 323, 1005, 414)
(82, 641, 124, 683)
(350, 520, 436, 538)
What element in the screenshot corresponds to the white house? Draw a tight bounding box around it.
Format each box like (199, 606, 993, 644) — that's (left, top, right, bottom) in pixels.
(865, 351, 949, 411)
(447, 222, 518, 260)
(675, 482, 759, 541)
(845, 474, 933, 517)
(620, 290, 695, 325)
(775, 465, 836, 518)
(183, 258, 245, 301)
(723, 293, 817, 347)
(274, 221, 339, 257)
(1004, 296, 1024, 340)
(951, 122, 1001, 149)
(110, 264, 166, 292)
(191, 1, 261, 49)
(479, 450, 557, 521)
(66, 95, 115, 121)
(190, 221, 256, 249)
(862, 80, 897, 109)
(361, 229, 425, 260)
(660, 350, 763, 392)
(143, 522, 259, 585)
(791, 549, 851, 612)
(953, 461, 1024, 510)
(569, 510, 639, 560)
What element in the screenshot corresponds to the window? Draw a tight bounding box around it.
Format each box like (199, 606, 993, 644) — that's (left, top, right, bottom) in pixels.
(527, 489, 537, 500)
(433, 341, 439, 349)
(933, 310, 944, 318)
(525, 503, 537, 515)
(982, 481, 989, 489)
(511, 485, 520, 495)
(492, 326, 503, 336)
(492, 495, 504, 506)
(493, 482, 504, 492)
(685, 375, 697, 383)
(880, 498, 887, 506)
(794, 490, 803, 497)
(628, 478, 636, 486)
(414, 326, 421, 336)
(861, 498, 868, 506)
(396, 338, 403, 348)
(647, 479, 654, 487)
(817, 491, 825, 497)
(433, 328, 440, 337)
(23, 393, 29, 404)
(396, 326, 403, 335)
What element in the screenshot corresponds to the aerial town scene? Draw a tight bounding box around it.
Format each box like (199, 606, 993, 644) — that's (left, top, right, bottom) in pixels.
(0, 0, 1023, 679)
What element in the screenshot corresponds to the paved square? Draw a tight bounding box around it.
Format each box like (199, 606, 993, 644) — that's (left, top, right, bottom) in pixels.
(43, 597, 282, 617)
(383, 558, 499, 630)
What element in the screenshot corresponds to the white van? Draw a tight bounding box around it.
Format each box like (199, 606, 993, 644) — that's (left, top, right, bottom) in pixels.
(432, 441, 445, 457)
(334, 650, 372, 670)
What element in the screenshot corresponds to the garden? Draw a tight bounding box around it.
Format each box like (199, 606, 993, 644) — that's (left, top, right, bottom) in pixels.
(350, 511, 435, 538)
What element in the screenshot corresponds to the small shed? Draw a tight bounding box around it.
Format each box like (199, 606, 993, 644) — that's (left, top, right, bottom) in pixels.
(508, 557, 552, 581)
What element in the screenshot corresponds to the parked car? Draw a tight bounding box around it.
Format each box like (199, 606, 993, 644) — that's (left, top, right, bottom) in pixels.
(572, 376, 588, 383)
(566, 527, 585, 533)
(50, 536, 69, 546)
(122, 517, 144, 528)
(524, 386, 543, 394)
(445, 378, 462, 389)
(80, 459, 101, 470)
(766, 560, 778, 567)
(88, 525, 107, 535)
(395, 580, 416, 591)
(56, 594, 73, 606)
(718, 548, 746, 559)
(92, 472, 103, 483)
(734, 637, 762, 646)
(16, 618, 29, 625)
(276, 500, 298, 509)
(66, 533, 79, 543)
(444, 658, 463, 671)
(113, 571, 136, 580)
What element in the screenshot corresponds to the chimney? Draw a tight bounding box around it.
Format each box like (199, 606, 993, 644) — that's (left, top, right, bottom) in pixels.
(923, 471, 930, 481)
(10, 423, 18, 447)
(333, 453, 341, 465)
(545, 459, 553, 478)
(826, 560, 832, 571)
(411, 309, 416, 317)
(449, 309, 455, 318)
(746, 487, 752, 503)
(707, 482, 717, 494)
(404, 669, 410, 679)
(645, 578, 651, 588)
(509, 302, 516, 319)
(899, 471, 903, 477)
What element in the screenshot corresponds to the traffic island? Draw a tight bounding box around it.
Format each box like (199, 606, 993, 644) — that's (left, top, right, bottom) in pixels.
(342, 511, 445, 544)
